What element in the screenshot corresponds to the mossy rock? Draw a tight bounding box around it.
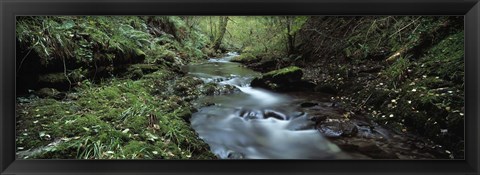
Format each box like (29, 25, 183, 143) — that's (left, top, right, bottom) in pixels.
(251, 66, 313, 92)
(114, 48, 146, 65)
(230, 53, 260, 64)
(35, 88, 65, 99)
(129, 68, 144, 80)
(37, 73, 71, 89)
(124, 64, 161, 80)
(129, 64, 160, 74)
(174, 107, 194, 122)
(262, 66, 303, 81)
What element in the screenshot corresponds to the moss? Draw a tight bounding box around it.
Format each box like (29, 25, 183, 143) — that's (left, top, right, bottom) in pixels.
(130, 68, 144, 80)
(133, 48, 146, 60)
(122, 141, 154, 159)
(418, 31, 464, 82)
(230, 53, 259, 63)
(55, 114, 112, 137)
(38, 73, 69, 84)
(263, 66, 302, 79)
(129, 64, 160, 74)
(124, 114, 149, 134)
(383, 56, 411, 83)
(16, 16, 218, 159)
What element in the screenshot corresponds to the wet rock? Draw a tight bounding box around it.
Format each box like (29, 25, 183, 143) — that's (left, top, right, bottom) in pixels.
(300, 102, 318, 108)
(227, 152, 244, 159)
(337, 140, 398, 159)
(356, 142, 398, 159)
(263, 109, 287, 120)
(317, 119, 358, 137)
(251, 66, 314, 92)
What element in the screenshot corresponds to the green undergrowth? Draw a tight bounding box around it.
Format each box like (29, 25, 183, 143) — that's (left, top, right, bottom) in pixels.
(16, 69, 216, 159)
(16, 16, 208, 66)
(295, 16, 464, 158)
(336, 30, 465, 158)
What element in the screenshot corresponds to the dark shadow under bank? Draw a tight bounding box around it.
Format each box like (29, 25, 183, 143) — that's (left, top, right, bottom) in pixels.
(2, 0, 480, 175)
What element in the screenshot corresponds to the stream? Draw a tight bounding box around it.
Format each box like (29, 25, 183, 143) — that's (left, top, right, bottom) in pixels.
(185, 52, 449, 159)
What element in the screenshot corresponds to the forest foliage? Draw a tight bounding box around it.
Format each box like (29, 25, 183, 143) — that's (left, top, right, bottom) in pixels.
(15, 16, 464, 159)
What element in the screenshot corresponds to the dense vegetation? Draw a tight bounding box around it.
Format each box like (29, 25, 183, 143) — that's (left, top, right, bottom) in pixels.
(16, 16, 464, 159)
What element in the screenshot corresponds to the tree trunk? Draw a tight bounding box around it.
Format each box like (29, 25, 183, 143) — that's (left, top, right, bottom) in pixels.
(285, 16, 296, 54)
(212, 16, 229, 51)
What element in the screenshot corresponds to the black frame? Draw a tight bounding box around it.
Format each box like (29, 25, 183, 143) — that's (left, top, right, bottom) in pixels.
(1, 0, 479, 174)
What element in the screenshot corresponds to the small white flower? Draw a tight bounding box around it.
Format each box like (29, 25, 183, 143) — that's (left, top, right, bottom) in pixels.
(389, 114, 394, 118)
(412, 89, 417, 92)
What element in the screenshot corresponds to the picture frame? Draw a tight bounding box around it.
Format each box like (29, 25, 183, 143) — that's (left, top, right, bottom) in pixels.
(1, 0, 479, 174)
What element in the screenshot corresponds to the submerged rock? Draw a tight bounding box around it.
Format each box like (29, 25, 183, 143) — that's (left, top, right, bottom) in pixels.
(251, 66, 314, 92)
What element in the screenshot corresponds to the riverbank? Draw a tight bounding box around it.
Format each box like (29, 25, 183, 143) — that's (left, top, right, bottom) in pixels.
(232, 16, 464, 159)
(15, 16, 223, 159)
(16, 63, 233, 159)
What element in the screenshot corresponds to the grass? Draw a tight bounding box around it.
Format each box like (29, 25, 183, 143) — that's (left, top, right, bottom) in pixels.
(16, 68, 216, 159)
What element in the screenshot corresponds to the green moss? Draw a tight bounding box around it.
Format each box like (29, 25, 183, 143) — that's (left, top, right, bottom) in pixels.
(230, 53, 259, 63)
(16, 16, 219, 159)
(263, 66, 302, 78)
(418, 31, 464, 82)
(122, 141, 154, 159)
(133, 48, 146, 60)
(124, 114, 149, 134)
(383, 56, 411, 83)
(38, 73, 69, 84)
(55, 114, 112, 137)
(129, 64, 160, 74)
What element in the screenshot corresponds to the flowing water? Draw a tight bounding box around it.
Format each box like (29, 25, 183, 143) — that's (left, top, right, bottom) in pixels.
(185, 52, 344, 159)
(185, 53, 450, 159)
